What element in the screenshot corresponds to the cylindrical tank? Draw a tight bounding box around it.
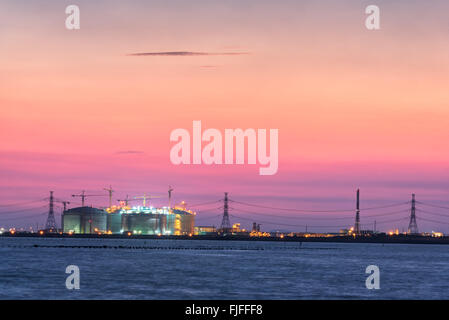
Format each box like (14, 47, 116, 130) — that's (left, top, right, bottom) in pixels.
(172, 209, 195, 235)
(107, 213, 122, 234)
(62, 213, 81, 233)
(119, 208, 195, 235)
(62, 207, 107, 234)
(180, 214, 194, 235)
(122, 213, 163, 235)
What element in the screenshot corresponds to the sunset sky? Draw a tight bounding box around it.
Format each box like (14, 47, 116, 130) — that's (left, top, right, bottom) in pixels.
(1, 0, 449, 232)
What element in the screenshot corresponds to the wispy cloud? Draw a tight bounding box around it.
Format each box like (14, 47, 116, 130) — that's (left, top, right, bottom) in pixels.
(115, 150, 145, 154)
(127, 51, 249, 56)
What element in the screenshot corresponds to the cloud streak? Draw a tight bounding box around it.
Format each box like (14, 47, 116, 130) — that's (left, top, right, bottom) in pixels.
(127, 51, 249, 56)
(115, 150, 145, 154)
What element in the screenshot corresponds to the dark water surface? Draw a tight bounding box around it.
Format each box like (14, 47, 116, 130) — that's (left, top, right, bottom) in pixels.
(1, 237, 448, 299)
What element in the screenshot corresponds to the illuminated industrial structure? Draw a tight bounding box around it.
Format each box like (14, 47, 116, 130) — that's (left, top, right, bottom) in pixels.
(194, 226, 217, 235)
(62, 207, 108, 234)
(62, 204, 195, 235)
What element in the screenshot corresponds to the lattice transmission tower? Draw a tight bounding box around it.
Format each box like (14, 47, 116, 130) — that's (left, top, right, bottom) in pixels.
(220, 192, 232, 234)
(45, 191, 57, 231)
(407, 194, 419, 234)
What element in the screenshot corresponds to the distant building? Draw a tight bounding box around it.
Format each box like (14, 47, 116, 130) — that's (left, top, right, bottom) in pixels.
(194, 226, 217, 235)
(251, 222, 261, 233)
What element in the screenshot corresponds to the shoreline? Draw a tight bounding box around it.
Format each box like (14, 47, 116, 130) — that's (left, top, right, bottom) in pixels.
(1, 233, 449, 245)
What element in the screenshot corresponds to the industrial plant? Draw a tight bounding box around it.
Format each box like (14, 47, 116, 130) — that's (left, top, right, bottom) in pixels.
(62, 187, 196, 237)
(3, 186, 449, 245)
(62, 205, 194, 236)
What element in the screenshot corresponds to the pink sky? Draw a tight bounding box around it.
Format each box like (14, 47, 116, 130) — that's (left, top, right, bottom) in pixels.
(1, 0, 449, 232)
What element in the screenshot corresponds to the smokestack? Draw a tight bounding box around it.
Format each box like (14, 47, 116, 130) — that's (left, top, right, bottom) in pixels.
(354, 189, 361, 235)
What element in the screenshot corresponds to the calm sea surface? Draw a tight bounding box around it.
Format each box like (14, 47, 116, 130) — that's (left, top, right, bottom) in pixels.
(1, 237, 448, 299)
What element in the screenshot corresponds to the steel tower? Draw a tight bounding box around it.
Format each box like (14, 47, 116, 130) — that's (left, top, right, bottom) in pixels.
(407, 194, 419, 234)
(220, 192, 232, 233)
(45, 191, 57, 231)
(354, 189, 361, 235)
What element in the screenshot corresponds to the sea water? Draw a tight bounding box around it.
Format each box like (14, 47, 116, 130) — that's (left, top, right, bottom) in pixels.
(0, 237, 448, 299)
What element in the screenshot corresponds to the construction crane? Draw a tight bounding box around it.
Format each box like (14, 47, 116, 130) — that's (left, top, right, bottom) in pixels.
(71, 190, 105, 207)
(104, 185, 114, 208)
(134, 193, 162, 207)
(56, 200, 70, 212)
(117, 195, 132, 207)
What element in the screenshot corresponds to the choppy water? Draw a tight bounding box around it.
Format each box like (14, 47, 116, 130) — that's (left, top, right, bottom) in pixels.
(0, 237, 448, 299)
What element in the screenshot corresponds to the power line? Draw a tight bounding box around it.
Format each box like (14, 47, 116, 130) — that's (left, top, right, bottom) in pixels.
(195, 214, 223, 220)
(229, 214, 348, 229)
(416, 201, 449, 210)
(229, 213, 410, 229)
(369, 217, 409, 225)
(229, 199, 409, 213)
(0, 205, 49, 215)
(416, 209, 449, 218)
(230, 200, 353, 213)
(417, 216, 449, 225)
(0, 199, 45, 208)
(228, 206, 410, 220)
(362, 202, 411, 210)
(196, 206, 224, 212)
(188, 200, 222, 207)
(0, 212, 48, 221)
